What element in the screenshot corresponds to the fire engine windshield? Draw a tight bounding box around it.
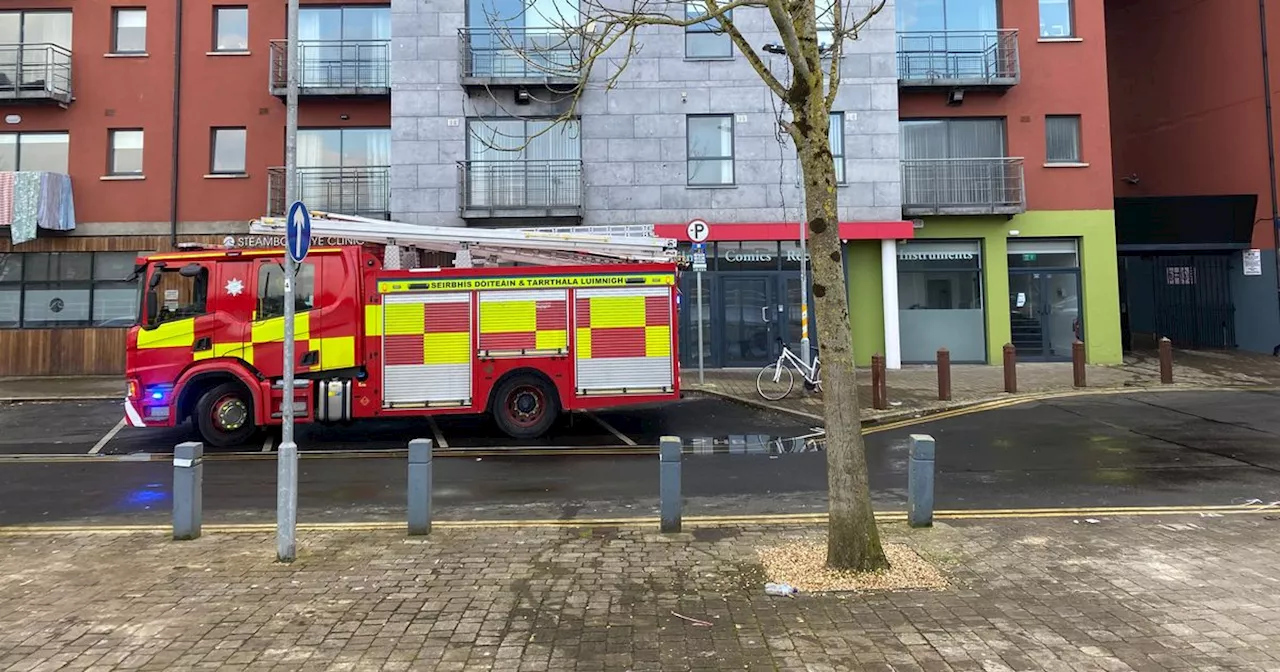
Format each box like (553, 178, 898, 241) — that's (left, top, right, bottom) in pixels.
(142, 263, 209, 328)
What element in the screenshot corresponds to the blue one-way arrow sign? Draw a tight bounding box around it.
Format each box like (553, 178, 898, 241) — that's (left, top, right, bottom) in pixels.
(286, 200, 311, 263)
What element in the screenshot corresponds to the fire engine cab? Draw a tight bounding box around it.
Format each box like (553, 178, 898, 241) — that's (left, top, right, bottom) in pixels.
(124, 213, 682, 447)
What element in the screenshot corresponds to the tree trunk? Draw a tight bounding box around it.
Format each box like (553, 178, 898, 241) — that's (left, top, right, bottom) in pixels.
(795, 110, 889, 573)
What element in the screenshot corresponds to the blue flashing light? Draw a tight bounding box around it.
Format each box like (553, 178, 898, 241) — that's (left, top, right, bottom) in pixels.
(151, 391, 164, 400)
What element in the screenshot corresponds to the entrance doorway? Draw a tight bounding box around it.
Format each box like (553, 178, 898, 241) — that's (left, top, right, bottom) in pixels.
(1008, 271, 1082, 361)
(1007, 239, 1083, 362)
(721, 275, 777, 367)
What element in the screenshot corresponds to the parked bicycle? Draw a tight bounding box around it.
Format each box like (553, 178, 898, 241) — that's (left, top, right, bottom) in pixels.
(756, 339, 821, 401)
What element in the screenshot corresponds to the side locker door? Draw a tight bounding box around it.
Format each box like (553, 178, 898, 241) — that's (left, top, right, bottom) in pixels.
(203, 259, 256, 365)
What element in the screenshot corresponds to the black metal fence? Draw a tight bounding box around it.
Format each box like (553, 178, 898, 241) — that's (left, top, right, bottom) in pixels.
(457, 160, 583, 212)
(269, 40, 390, 91)
(0, 43, 72, 101)
(267, 166, 390, 219)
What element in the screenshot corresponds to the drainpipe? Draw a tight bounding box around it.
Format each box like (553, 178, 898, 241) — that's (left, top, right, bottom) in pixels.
(168, 0, 185, 249)
(1261, 0, 1280, 355)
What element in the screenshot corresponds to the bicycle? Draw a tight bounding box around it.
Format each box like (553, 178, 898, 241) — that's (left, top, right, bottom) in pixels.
(756, 339, 821, 401)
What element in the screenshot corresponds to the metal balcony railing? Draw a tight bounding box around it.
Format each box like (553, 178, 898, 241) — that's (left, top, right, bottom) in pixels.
(268, 40, 390, 93)
(457, 160, 583, 216)
(267, 166, 390, 219)
(901, 157, 1026, 216)
(0, 43, 72, 103)
(458, 27, 581, 81)
(897, 29, 1019, 87)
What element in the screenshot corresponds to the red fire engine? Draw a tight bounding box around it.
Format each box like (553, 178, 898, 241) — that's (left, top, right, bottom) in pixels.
(124, 214, 681, 447)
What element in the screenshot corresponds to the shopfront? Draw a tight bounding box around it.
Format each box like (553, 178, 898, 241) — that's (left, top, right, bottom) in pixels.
(676, 241, 818, 369)
(896, 240, 987, 363)
(1006, 238, 1083, 361)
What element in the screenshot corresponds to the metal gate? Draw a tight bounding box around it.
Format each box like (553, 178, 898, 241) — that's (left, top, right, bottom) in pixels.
(1146, 254, 1237, 348)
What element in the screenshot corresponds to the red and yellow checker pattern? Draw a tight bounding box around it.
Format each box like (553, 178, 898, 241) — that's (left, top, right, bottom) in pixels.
(478, 290, 568, 354)
(574, 293, 671, 360)
(381, 299, 471, 366)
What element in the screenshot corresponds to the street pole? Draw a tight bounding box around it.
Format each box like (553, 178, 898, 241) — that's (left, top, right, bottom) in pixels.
(696, 269, 705, 385)
(277, 0, 300, 563)
(799, 219, 810, 367)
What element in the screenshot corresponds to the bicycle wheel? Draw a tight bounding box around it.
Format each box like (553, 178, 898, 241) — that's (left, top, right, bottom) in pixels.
(756, 362, 795, 401)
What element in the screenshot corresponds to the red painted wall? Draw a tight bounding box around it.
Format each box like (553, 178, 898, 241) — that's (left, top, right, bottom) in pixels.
(899, 0, 1115, 212)
(1, 0, 389, 227)
(1106, 0, 1275, 248)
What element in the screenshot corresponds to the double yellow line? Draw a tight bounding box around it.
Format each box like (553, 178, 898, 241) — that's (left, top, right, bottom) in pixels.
(0, 503, 1269, 536)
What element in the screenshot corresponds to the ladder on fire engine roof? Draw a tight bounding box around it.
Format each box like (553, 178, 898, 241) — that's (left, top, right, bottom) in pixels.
(249, 212, 678, 269)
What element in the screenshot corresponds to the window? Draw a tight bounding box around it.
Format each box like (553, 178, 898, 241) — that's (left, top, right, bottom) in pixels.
(257, 263, 316, 320)
(0, 252, 140, 329)
(297, 6, 391, 87)
(897, 240, 986, 363)
(829, 112, 845, 184)
(211, 127, 247, 174)
(816, 0, 835, 51)
(685, 1, 731, 59)
(108, 129, 144, 175)
(687, 115, 734, 186)
(112, 8, 147, 54)
(213, 6, 249, 52)
(147, 264, 209, 328)
(464, 119, 581, 209)
(1039, 0, 1073, 38)
(0, 132, 70, 173)
(1045, 115, 1081, 164)
(0, 10, 73, 49)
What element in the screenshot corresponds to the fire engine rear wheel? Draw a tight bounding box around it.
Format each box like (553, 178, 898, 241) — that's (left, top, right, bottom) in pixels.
(195, 382, 257, 448)
(493, 375, 559, 439)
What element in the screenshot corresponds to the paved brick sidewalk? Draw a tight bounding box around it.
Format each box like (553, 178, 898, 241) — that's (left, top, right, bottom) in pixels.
(3, 515, 1280, 671)
(684, 348, 1280, 419)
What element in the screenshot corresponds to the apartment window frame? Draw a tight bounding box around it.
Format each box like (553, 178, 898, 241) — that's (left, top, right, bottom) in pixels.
(1038, 0, 1074, 38)
(210, 127, 248, 175)
(829, 112, 846, 184)
(686, 114, 736, 187)
(0, 9, 74, 48)
(212, 6, 250, 52)
(1045, 114, 1082, 164)
(111, 7, 148, 54)
(0, 131, 70, 173)
(684, 1, 733, 60)
(0, 252, 141, 329)
(107, 128, 145, 176)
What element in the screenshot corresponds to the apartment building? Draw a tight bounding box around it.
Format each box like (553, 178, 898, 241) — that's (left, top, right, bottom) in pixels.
(0, 0, 392, 375)
(394, 0, 1122, 368)
(1107, 0, 1280, 355)
(0, 0, 1122, 376)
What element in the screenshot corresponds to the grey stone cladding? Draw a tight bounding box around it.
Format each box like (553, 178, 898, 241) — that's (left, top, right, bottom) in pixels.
(390, 0, 900, 227)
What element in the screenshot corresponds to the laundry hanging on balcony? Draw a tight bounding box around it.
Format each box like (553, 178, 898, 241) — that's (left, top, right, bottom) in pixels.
(0, 171, 77, 245)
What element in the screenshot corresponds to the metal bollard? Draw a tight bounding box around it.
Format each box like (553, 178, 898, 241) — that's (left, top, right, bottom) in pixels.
(1002, 343, 1017, 394)
(1159, 337, 1174, 384)
(1072, 340, 1087, 387)
(408, 438, 433, 535)
(907, 434, 935, 528)
(173, 441, 204, 540)
(659, 436, 682, 533)
(871, 353, 888, 410)
(936, 348, 951, 401)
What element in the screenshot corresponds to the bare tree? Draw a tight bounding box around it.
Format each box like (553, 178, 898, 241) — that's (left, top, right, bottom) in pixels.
(473, 0, 889, 571)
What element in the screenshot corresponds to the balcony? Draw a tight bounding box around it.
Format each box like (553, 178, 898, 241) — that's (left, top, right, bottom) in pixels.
(458, 28, 581, 89)
(268, 40, 390, 98)
(901, 157, 1026, 216)
(457, 160, 583, 220)
(0, 44, 72, 105)
(897, 29, 1019, 90)
(266, 166, 390, 219)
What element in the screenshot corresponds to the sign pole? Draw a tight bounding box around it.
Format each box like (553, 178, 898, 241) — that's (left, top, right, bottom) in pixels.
(686, 220, 710, 385)
(800, 218, 810, 367)
(278, 0, 300, 563)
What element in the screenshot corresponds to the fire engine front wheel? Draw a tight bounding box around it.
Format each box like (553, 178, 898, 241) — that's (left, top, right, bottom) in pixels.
(493, 375, 560, 439)
(195, 383, 258, 448)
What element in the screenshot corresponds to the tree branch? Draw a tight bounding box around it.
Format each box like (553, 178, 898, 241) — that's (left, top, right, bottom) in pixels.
(701, 0, 789, 98)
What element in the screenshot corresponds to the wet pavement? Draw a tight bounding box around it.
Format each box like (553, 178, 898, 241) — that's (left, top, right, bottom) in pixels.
(1, 389, 1279, 527)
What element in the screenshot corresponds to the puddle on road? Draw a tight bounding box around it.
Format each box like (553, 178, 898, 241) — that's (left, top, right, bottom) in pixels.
(684, 430, 826, 455)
